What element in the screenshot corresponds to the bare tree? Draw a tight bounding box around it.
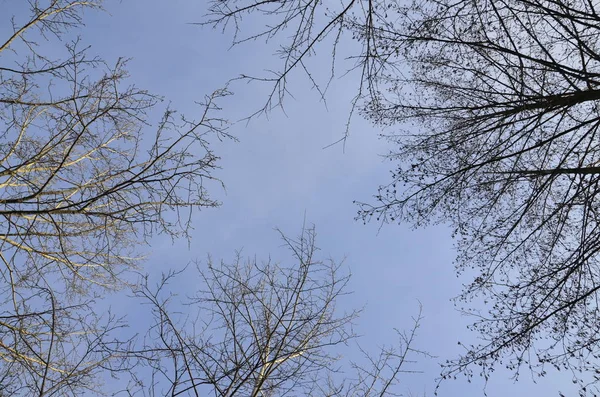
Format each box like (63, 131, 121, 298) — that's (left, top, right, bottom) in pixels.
(201, 0, 386, 138)
(0, 290, 134, 396)
(2, 0, 229, 296)
(131, 226, 425, 396)
(0, 1, 230, 394)
(358, 0, 600, 393)
(203, 0, 600, 393)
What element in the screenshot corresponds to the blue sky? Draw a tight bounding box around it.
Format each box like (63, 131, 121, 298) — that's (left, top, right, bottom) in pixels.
(4, 0, 582, 395)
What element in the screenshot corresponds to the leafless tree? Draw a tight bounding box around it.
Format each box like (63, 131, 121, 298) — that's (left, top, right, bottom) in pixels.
(201, 0, 386, 137)
(0, 290, 134, 396)
(0, 1, 230, 394)
(203, 0, 600, 393)
(130, 226, 425, 396)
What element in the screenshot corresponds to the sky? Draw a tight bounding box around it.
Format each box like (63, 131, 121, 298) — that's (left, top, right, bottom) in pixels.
(2, 0, 582, 395)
